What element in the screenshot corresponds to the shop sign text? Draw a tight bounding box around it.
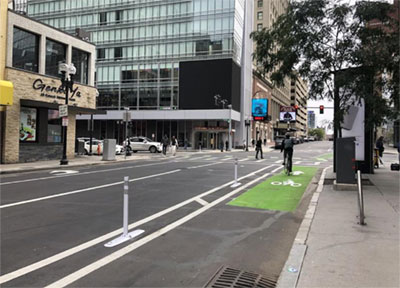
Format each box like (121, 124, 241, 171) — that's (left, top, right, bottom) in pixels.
(32, 78, 81, 101)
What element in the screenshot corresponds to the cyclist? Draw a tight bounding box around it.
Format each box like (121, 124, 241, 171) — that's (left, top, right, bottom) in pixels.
(281, 133, 294, 172)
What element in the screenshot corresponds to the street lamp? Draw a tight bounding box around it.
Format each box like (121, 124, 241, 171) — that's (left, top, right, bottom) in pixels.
(227, 104, 232, 151)
(245, 117, 251, 151)
(58, 62, 76, 165)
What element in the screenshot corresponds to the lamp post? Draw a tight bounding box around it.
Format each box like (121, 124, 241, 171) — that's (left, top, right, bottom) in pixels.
(58, 62, 76, 165)
(245, 118, 251, 151)
(228, 104, 232, 151)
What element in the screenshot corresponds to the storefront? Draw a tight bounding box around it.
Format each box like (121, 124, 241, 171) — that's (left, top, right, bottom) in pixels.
(1, 11, 96, 164)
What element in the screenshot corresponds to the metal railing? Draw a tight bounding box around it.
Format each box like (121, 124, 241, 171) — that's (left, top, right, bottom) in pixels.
(357, 170, 366, 225)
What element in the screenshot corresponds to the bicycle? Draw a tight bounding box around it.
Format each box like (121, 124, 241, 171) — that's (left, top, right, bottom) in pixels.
(283, 153, 292, 176)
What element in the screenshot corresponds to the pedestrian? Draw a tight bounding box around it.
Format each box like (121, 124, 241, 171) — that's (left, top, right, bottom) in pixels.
(251, 139, 255, 148)
(376, 136, 384, 164)
(171, 136, 178, 156)
(255, 137, 263, 159)
(220, 139, 224, 152)
(225, 140, 229, 151)
(264, 138, 267, 146)
(210, 137, 214, 149)
(184, 138, 188, 150)
(162, 134, 169, 156)
(243, 139, 246, 151)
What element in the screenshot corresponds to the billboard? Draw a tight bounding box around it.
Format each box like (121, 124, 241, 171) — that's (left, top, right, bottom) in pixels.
(252, 98, 268, 121)
(280, 106, 296, 122)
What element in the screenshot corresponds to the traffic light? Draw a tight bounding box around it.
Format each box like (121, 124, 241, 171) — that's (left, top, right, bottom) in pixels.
(293, 105, 299, 114)
(319, 105, 324, 114)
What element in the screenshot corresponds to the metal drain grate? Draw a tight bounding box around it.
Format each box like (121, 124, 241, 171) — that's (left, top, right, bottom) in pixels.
(204, 266, 278, 288)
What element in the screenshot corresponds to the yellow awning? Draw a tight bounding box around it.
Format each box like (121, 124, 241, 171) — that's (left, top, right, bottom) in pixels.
(0, 80, 13, 106)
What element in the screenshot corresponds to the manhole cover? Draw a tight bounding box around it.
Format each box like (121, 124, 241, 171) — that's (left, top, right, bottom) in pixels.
(204, 266, 277, 288)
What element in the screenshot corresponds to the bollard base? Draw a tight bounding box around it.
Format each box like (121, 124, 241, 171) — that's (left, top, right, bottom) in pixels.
(230, 182, 241, 188)
(104, 229, 145, 248)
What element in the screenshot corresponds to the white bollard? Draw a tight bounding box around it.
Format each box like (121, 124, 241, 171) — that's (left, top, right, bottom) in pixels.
(231, 158, 241, 188)
(105, 176, 144, 247)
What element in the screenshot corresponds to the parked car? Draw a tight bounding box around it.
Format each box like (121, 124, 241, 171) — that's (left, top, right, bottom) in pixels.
(84, 140, 124, 155)
(308, 136, 315, 141)
(274, 136, 285, 149)
(291, 137, 300, 145)
(124, 136, 162, 153)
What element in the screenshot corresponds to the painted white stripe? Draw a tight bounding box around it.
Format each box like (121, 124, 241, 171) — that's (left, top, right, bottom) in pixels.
(293, 157, 302, 160)
(45, 166, 283, 288)
(221, 157, 232, 161)
(256, 159, 266, 163)
(195, 198, 209, 206)
(189, 156, 208, 161)
(316, 158, 328, 162)
(314, 162, 321, 165)
(187, 162, 222, 169)
(0, 165, 275, 285)
(270, 156, 278, 159)
(238, 158, 248, 162)
(0, 170, 181, 209)
(294, 161, 301, 164)
(0, 161, 175, 186)
(275, 160, 282, 164)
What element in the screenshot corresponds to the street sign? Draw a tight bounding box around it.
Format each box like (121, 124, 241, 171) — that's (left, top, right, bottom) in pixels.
(123, 111, 131, 122)
(59, 105, 68, 117)
(62, 117, 69, 127)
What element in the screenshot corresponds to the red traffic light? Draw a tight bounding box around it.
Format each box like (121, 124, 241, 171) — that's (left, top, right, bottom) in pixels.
(319, 105, 324, 114)
(293, 105, 299, 110)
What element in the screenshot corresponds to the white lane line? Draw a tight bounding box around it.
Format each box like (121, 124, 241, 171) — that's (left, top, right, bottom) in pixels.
(0, 170, 181, 209)
(238, 158, 248, 162)
(314, 162, 321, 165)
(187, 162, 222, 169)
(293, 157, 302, 160)
(256, 159, 266, 163)
(45, 166, 283, 288)
(0, 161, 175, 186)
(294, 161, 301, 164)
(221, 157, 232, 161)
(0, 165, 276, 285)
(316, 158, 328, 162)
(275, 160, 282, 164)
(270, 156, 278, 159)
(189, 156, 208, 161)
(195, 198, 209, 206)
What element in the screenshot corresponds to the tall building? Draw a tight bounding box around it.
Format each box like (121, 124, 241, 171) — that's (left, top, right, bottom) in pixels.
(290, 73, 308, 137)
(308, 111, 315, 130)
(27, 0, 254, 149)
(252, 0, 291, 142)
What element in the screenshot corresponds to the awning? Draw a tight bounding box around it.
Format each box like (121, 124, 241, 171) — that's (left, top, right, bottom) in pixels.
(0, 80, 13, 106)
(20, 99, 106, 114)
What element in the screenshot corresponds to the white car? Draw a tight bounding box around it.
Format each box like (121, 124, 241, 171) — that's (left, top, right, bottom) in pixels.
(84, 140, 124, 155)
(124, 136, 162, 153)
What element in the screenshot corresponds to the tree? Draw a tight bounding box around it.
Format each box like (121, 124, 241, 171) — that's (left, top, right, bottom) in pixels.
(251, 0, 399, 133)
(309, 128, 325, 141)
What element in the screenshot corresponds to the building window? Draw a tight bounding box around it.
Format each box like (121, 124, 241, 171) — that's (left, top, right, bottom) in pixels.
(72, 48, 89, 84)
(12, 27, 39, 72)
(47, 109, 62, 143)
(97, 48, 105, 60)
(20, 107, 37, 142)
(116, 10, 123, 24)
(257, 24, 263, 31)
(114, 47, 123, 59)
(45, 39, 66, 77)
(99, 12, 107, 25)
(257, 12, 263, 20)
(258, 0, 263, 8)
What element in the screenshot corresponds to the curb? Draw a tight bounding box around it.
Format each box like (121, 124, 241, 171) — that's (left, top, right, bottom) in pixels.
(276, 165, 332, 288)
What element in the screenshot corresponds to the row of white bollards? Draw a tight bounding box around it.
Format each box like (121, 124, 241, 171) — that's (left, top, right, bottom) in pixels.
(104, 176, 144, 247)
(105, 158, 241, 247)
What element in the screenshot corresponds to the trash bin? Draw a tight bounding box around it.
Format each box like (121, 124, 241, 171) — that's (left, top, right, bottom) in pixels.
(77, 141, 85, 155)
(102, 139, 116, 161)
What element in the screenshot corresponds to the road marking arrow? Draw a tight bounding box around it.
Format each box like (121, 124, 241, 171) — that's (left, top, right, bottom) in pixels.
(292, 171, 304, 176)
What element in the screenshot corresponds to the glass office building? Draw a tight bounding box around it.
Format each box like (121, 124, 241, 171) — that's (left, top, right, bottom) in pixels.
(27, 0, 253, 148)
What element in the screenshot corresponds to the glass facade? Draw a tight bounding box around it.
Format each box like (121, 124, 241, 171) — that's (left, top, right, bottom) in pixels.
(12, 27, 39, 72)
(72, 48, 89, 84)
(27, 0, 245, 110)
(45, 39, 66, 77)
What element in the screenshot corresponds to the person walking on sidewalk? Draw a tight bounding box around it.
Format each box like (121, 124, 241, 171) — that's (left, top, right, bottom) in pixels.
(162, 134, 169, 156)
(376, 136, 384, 164)
(171, 136, 178, 156)
(225, 140, 229, 151)
(255, 137, 263, 159)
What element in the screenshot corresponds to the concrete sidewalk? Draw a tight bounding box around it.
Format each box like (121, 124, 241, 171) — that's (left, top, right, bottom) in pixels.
(0, 146, 275, 174)
(278, 153, 399, 287)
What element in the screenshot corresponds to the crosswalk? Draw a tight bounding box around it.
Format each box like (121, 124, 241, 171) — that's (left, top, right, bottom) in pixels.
(169, 154, 328, 166)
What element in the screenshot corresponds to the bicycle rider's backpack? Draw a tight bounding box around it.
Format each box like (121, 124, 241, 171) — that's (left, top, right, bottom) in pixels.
(284, 139, 294, 150)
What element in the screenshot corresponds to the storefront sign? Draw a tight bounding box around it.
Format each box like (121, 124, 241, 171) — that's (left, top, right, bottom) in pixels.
(20, 107, 37, 142)
(32, 78, 81, 101)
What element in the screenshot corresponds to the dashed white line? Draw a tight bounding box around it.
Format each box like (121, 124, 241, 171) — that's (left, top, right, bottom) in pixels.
(187, 162, 222, 169)
(195, 198, 209, 206)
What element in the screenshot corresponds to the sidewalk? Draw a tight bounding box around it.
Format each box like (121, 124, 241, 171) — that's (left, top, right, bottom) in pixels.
(278, 154, 399, 287)
(0, 146, 275, 174)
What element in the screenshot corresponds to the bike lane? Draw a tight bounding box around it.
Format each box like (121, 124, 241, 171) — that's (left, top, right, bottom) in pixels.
(228, 166, 317, 211)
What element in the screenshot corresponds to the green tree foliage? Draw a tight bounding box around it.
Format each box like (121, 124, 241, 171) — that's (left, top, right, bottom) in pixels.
(251, 0, 399, 130)
(309, 128, 326, 141)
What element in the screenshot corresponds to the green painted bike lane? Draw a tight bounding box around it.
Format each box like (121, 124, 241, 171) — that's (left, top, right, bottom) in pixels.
(228, 166, 317, 212)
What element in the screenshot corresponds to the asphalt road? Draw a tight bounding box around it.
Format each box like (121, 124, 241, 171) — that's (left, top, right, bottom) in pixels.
(0, 141, 332, 287)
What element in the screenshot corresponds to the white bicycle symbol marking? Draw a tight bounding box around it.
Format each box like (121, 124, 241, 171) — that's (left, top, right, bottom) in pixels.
(271, 179, 302, 187)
